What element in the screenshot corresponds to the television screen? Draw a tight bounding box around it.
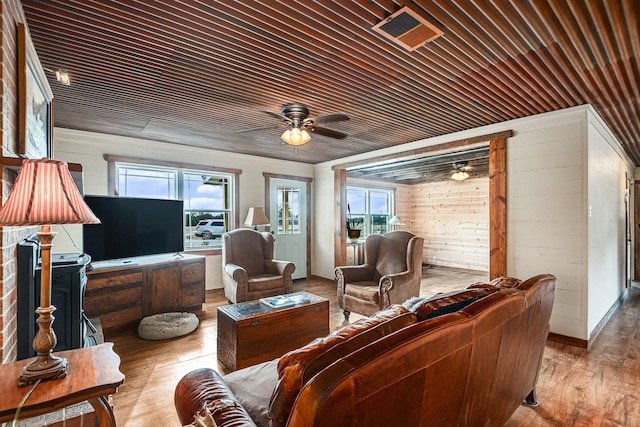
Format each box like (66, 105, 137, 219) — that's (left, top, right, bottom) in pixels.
(83, 195, 184, 262)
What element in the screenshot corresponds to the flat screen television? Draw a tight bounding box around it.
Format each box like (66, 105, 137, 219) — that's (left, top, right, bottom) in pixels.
(82, 195, 184, 262)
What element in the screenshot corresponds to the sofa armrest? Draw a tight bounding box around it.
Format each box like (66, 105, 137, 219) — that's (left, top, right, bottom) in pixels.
(379, 270, 415, 307)
(175, 368, 257, 427)
(265, 259, 295, 277)
(225, 263, 248, 282)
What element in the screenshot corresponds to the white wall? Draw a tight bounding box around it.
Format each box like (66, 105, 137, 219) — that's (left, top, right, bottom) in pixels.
(507, 111, 586, 339)
(586, 108, 631, 339)
(52, 128, 314, 290)
(313, 105, 634, 340)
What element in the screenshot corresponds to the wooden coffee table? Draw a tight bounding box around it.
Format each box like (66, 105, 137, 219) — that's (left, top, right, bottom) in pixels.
(217, 291, 329, 371)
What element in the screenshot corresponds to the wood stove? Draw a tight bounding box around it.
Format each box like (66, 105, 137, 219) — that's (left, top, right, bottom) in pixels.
(17, 236, 93, 360)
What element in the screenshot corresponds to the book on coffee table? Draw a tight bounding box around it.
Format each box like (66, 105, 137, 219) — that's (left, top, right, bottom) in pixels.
(260, 293, 311, 309)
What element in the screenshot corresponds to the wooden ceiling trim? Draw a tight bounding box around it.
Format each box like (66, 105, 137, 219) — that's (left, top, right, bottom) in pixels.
(423, 2, 545, 115)
(526, 2, 635, 150)
(192, 2, 488, 132)
(509, 2, 585, 106)
(426, 45, 524, 120)
(276, 2, 504, 127)
(333, 130, 512, 171)
(22, 1, 640, 165)
(292, 1, 524, 125)
(32, 0, 508, 135)
(620, 1, 639, 57)
(553, 1, 598, 69)
(457, 8, 566, 113)
(527, 49, 582, 107)
(488, 5, 583, 110)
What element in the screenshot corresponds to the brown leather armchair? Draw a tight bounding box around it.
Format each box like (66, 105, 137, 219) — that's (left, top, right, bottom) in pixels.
(222, 229, 295, 303)
(335, 230, 424, 320)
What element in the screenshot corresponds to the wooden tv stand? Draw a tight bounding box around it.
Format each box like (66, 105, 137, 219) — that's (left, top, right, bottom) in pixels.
(85, 253, 205, 330)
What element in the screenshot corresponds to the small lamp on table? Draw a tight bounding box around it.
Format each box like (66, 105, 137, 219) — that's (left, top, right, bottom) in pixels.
(244, 207, 270, 231)
(388, 215, 404, 231)
(0, 159, 100, 386)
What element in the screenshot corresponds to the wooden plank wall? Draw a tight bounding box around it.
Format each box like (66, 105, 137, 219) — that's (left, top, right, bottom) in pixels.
(411, 177, 489, 271)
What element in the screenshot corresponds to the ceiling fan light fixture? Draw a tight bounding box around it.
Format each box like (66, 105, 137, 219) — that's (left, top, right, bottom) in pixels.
(55, 68, 70, 85)
(451, 162, 471, 181)
(451, 170, 470, 181)
(281, 127, 311, 146)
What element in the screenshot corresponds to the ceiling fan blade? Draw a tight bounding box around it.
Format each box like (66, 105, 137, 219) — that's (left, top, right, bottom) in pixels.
(313, 113, 350, 124)
(261, 109, 285, 120)
(311, 126, 348, 139)
(235, 125, 281, 133)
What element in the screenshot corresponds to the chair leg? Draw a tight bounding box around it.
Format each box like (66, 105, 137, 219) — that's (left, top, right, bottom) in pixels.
(343, 310, 350, 321)
(523, 389, 538, 406)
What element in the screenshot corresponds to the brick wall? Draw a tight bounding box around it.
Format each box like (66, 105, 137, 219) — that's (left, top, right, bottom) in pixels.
(0, 0, 39, 363)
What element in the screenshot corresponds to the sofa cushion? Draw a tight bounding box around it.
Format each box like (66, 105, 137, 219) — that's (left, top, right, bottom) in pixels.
(247, 275, 286, 292)
(344, 282, 380, 303)
(403, 288, 499, 321)
(268, 305, 417, 427)
(224, 359, 279, 427)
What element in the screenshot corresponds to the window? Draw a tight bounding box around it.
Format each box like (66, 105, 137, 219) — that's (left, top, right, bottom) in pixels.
(277, 187, 300, 235)
(115, 162, 234, 249)
(346, 186, 394, 237)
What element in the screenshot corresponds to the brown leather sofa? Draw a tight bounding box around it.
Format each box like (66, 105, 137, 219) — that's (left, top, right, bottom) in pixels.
(175, 274, 556, 427)
(222, 228, 295, 303)
(335, 230, 424, 320)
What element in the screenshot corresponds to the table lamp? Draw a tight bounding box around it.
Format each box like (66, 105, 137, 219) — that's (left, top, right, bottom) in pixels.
(388, 215, 404, 231)
(0, 159, 100, 386)
(244, 207, 269, 231)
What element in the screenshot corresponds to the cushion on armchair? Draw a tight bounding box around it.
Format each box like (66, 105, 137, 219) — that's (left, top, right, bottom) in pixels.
(268, 305, 417, 427)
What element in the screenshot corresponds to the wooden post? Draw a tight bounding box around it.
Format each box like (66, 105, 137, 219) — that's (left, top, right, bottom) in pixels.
(489, 138, 507, 279)
(334, 169, 347, 268)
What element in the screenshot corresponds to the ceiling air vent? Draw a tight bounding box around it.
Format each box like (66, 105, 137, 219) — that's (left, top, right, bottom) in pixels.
(372, 6, 443, 51)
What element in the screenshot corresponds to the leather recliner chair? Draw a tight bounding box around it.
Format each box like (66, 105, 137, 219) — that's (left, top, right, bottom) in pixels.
(335, 230, 424, 320)
(222, 228, 295, 303)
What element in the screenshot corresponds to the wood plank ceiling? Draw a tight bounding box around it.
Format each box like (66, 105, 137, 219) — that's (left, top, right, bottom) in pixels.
(22, 1, 639, 184)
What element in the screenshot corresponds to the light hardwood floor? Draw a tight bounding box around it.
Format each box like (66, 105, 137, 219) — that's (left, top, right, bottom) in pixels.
(106, 267, 640, 426)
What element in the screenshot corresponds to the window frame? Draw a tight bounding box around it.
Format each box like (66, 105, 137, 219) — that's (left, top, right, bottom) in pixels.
(346, 185, 395, 238)
(105, 154, 241, 255)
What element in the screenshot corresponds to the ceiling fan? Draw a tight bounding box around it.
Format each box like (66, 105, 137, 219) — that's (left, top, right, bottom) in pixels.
(451, 162, 474, 181)
(237, 103, 349, 152)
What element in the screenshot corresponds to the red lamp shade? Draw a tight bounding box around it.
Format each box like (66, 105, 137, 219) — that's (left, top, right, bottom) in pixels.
(0, 159, 100, 226)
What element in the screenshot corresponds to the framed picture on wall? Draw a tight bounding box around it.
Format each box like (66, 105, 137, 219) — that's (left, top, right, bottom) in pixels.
(17, 22, 53, 159)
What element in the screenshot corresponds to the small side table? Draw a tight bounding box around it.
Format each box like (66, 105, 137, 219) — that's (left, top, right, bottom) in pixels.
(347, 241, 364, 265)
(0, 342, 125, 426)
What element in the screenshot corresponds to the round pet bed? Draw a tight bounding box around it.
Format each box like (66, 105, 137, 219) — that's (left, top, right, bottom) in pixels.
(138, 312, 199, 340)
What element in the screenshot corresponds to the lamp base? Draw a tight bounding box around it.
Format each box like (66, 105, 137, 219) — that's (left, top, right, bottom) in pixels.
(19, 353, 68, 387)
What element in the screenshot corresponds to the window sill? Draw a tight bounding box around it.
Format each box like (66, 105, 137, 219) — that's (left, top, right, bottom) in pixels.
(184, 248, 221, 256)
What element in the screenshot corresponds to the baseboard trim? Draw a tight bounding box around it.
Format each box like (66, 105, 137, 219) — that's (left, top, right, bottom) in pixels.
(548, 286, 629, 349)
(547, 332, 588, 348)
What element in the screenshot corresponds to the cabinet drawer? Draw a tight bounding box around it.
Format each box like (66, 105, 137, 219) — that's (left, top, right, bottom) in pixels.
(87, 270, 144, 291)
(181, 261, 205, 284)
(99, 306, 144, 330)
(181, 283, 205, 308)
(85, 286, 142, 316)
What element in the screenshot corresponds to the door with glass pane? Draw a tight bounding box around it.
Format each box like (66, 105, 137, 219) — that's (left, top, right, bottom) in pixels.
(269, 179, 307, 280)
